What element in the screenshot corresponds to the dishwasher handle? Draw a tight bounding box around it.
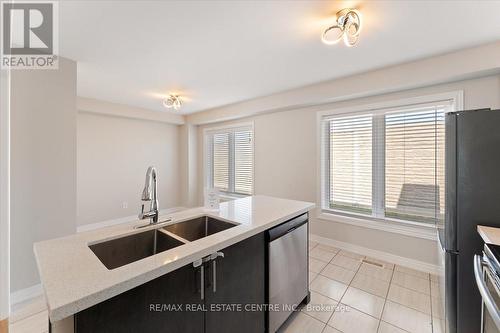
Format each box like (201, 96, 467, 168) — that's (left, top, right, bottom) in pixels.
(268, 213, 308, 242)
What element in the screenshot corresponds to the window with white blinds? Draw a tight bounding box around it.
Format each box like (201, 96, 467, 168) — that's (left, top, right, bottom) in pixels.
(205, 125, 253, 196)
(385, 107, 445, 223)
(321, 100, 452, 226)
(329, 115, 373, 214)
(234, 130, 253, 195)
(212, 133, 230, 192)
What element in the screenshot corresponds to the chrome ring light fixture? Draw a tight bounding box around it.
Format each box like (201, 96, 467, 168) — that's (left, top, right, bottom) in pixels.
(162, 94, 182, 110)
(322, 8, 362, 47)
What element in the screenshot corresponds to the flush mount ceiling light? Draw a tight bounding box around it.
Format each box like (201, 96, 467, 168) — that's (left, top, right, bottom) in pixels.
(322, 8, 362, 47)
(162, 94, 182, 110)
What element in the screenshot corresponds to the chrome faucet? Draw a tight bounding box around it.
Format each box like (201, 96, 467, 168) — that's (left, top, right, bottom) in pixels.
(138, 166, 159, 224)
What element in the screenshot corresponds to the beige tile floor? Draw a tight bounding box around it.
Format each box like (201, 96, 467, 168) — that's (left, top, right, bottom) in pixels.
(278, 241, 441, 333)
(9, 241, 441, 333)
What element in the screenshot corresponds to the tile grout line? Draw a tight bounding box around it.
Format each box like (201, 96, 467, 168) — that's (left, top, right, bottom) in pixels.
(349, 269, 391, 298)
(393, 268, 433, 283)
(318, 259, 360, 282)
(309, 248, 359, 331)
(382, 286, 434, 317)
(323, 250, 367, 331)
(315, 250, 397, 324)
(429, 276, 434, 333)
(381, 270, 433, 332)
(382, 297, 433, 317)
(310, 248, 343, 299)
(308, 245, 343, 333)
(384, 268, 433, 315)
(391, 270, 432, 295)
(376, 262, 395, 332)
(305, 244, 340, 332)
(301, 242, 333, 333)
(309, 246, 340, 283)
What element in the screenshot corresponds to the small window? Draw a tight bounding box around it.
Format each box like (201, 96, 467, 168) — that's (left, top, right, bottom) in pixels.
(205, 124, 254, 196)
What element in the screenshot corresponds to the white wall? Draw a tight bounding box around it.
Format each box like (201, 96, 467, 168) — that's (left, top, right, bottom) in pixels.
(196, 74, 500, 266)
(10, 57, 77, 293)
(78, 97, 184, 125)
(77, 112, 181, 226)
(0, 69, 11, 320)
(179, 124, 198, 208)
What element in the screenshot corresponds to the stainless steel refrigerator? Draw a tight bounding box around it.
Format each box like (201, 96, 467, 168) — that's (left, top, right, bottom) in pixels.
(438, 108, 500, 333)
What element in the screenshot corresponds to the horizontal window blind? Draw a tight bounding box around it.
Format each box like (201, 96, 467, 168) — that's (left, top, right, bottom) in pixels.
(205, 125, 253, 196)
(329, 115, 373, 214)
(321, 98, 452, 226)
(385, 107, 445, 224)
(212, 133, 230, 192)
(234, 130, 253, 195)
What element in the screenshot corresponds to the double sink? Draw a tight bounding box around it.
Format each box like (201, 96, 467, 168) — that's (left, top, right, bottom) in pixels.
(89, 216, 237, 270)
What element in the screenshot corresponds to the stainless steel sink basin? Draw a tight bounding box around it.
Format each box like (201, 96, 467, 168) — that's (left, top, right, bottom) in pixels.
(163, 216, 237, 241)
(89, 216, 237, 269)
(89, 229, 185, 270)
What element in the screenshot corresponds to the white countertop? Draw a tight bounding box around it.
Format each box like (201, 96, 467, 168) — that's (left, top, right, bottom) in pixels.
(478, 225, 500, 246)
(34, 195, 314, 321)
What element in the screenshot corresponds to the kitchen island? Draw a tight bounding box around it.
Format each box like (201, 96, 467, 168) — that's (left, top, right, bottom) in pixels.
(34, 195, 314, 332)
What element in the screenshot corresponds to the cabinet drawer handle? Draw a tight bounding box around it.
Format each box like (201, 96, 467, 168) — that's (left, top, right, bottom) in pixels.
(200, 265, 204, 300)
(209, 252, 224, 293)
(213, 260, 217, 293)
(193, 259, 204, 300)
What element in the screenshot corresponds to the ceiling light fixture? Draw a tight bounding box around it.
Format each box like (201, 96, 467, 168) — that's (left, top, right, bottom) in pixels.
(162, 94, 182, 110)
(322, 8, 362, 47)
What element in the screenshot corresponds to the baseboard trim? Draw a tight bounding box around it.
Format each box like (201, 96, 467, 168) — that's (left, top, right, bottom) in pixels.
(310, 234, 441, 275)
(0, 318, 8, 333)
(10, 284, 42, 308)
(77, 207, 185, 233)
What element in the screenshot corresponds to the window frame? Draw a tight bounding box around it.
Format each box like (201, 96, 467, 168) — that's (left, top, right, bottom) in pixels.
(203, 122, 255, 197)
(317, 91, 463, 236)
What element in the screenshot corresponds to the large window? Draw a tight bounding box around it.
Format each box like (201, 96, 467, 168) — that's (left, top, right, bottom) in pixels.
(205, 124, 254, 196)
(321, 99, 452, 226)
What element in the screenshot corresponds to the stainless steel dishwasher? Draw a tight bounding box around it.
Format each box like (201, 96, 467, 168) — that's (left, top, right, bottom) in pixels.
(268, 213, 309, 332)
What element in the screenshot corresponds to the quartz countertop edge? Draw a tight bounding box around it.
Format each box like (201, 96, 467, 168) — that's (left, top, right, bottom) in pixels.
(34, 195, 315, 322)
(478, 225, 500, 246)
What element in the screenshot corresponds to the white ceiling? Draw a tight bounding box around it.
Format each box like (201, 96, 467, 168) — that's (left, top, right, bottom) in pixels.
(59, 0, 500, 114)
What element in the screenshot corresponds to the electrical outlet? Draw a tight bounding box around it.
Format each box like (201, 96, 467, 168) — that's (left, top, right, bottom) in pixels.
(122, 201, 128, 209)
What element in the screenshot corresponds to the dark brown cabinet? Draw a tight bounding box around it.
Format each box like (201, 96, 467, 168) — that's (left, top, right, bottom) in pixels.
(205, 232, 266, 333)
(73, 232, 265, 333)
(74, 262, 204, 333)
